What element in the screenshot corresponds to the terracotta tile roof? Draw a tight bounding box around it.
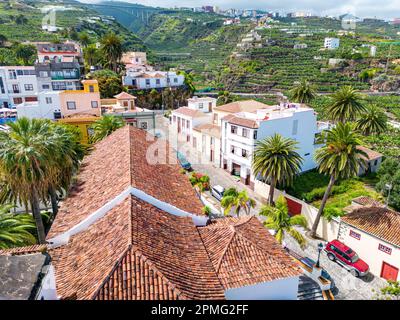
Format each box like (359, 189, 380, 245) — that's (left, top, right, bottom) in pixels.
(173, 107, 209, 118)
(47, 126, 204, 238)
(357, 146, 383, 161)
(228, 116, 259, 129)
(352, 196, 383, 207)
(198, 217, 302, 290)
(49, 196, 225, 300)
(214, 100, 270, 113)
(193, 123, 221, 138)
(341, 206, 400, 247)
(0, 245, 47, 256)
(114, 92, 136, 100)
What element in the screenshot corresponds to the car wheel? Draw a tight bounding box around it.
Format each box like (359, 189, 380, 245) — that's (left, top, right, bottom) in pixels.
(327, 253, 335, 261)
(350, 269, 360, 277)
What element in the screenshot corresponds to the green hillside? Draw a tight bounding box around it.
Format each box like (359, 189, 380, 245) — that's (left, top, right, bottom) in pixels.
(0, 0, 147, 50)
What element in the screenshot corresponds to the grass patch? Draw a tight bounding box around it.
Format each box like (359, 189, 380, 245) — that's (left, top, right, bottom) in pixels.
(286, 170, 383, 215)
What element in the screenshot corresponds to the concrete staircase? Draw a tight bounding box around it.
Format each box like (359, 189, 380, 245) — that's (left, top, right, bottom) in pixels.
(297, 275, 325, 300)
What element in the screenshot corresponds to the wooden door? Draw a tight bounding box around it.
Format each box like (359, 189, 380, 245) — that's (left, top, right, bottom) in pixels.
(381, 262, 399, 281)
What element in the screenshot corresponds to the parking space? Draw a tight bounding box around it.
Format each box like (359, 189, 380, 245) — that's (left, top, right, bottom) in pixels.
(284, 229, 387, 300)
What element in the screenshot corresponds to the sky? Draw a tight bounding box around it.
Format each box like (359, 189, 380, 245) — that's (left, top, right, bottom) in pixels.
(79, 0, 400, 19)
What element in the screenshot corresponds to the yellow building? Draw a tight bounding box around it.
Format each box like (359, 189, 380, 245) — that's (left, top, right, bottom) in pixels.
(58, 116, 99, 145)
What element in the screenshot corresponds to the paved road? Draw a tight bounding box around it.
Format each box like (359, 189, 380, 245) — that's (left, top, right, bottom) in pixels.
(284, 229, 387, 300)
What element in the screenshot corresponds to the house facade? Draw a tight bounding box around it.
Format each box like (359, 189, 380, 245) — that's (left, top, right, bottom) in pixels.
(16, 91, 61, 120)
(171, 107, 212, 143)
(123, 71, 185, 90)
(339, 198, 400, 282)
(221, 102, 326, 188)
(192, 123, 222, 167)
(324, 37, 340, 49)
(59, 80, 101, 118)
(187, 96, 217, 113)
(0, 66, 38, 108)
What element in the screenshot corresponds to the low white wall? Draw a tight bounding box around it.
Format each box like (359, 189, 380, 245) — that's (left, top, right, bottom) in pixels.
(254, 180, 340, 241)
(225, 276, 300, 300)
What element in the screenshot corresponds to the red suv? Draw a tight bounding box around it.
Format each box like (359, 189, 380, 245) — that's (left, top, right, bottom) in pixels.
(325, 240, 369, 277)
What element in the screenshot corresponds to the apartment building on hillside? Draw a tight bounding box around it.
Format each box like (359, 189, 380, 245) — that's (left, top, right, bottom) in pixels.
(220, 102, 330, 188)
(0, 66, 38, 108)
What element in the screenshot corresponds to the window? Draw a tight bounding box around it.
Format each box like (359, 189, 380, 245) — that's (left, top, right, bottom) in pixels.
(12, 84, 20, 93)
(42, 84, 50, 90)
(378, 244, 392, 255)
(349, 230, 361, 240)
(140, 122, 148, 130)
(213, 113, 218, 124)
(292, 119, 299, 135)
(186, 120, 190, 129)
(374, 160, 378, 166)
(45, 97, 52, 104)
(254, 130, 258, 139)
(17, 70, 23, 76)
(89, 85, 94, 93)
(231, 146, 235, 154)
(174, 78, 178, 83)
(146, 79, 151, 86)
(173, 115, 176, 123)
(231, 125, 238, 134)
(91, 101, 98, 108)
(24, 84, 34, 91)
(242, 149, 248, 158)
(210, 137, 214, 146)
(25, 97, 37, 102)
(8, 70, 16, 79)
(242, 128, 249, 138)
(156, 79, 161, 85)
(198, 103, 204, 109)
(13, 97, 23, 105)
(67, 101, 76, 110)
(187, 135, 190, 142)
(39, 71, 49, 78)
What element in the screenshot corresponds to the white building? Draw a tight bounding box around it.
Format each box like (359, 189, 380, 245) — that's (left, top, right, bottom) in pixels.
(187, 96, 217, 113)
(340, 197, 400, 282)
(0, 66, 38, 108)
(171, 107, 211, 143)
(16, 91, 61, 120)
(123, 71, 185, 90)
(220, 101, 327, 188)
(324, 38, 340, 49)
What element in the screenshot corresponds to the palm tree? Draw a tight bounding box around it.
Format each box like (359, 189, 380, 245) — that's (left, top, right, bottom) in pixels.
(252, 134, 303, 206)
(14, 44, 36, 66)
(0, 118, 60, 243)
(0, 205, 36, 249)
(221, 187, 256, 217)
(84, 45, 100, 68)
(90, 115, 125, 143)
(290, 79, 316, 104)
(78, 32, 91, 48)
(356, 104, 388, 135)
(100, 33, 123, 73)
(47, 124, 85, 219)
(260, 195, 307, 248)
(178, 71, 196, 94)
(310, 122, 368, 238)
(326, 86, 366, 123)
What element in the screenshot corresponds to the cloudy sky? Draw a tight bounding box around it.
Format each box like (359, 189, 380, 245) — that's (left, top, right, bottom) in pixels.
(79, 0, 400, 19)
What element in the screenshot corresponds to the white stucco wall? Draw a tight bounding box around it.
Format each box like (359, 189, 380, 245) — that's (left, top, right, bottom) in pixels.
(225, 276, 300, 300)
(338, 223, 400, 281)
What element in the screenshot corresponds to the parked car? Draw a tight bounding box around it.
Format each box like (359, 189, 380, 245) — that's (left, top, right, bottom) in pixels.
(324, 240, 369, 277)
(300, 257, 335, 289)
(211, 185, 225, 201)
(176, 151, 192, 170)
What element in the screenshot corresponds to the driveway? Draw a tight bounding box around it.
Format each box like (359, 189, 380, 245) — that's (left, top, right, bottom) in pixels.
(283, 229, 387, 300)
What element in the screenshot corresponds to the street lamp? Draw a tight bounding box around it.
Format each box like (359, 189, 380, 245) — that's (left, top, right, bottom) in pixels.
(316, 242, 324, 268)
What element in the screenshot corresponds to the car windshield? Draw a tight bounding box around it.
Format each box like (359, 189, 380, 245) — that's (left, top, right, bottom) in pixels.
(351, 254, 359, 263)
